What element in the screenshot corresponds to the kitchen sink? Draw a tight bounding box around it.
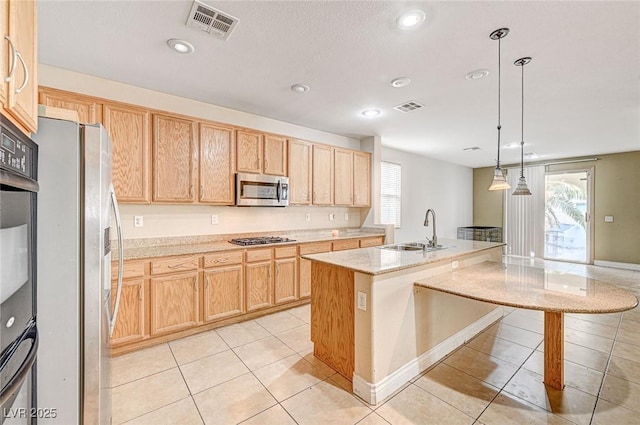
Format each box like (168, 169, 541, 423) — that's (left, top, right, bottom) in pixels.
(376, 243, 448, 252)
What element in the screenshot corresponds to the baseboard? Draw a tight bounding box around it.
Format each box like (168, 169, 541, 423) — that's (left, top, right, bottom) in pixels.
(594, 260, 640, 271)
(352, 306, 505, 405)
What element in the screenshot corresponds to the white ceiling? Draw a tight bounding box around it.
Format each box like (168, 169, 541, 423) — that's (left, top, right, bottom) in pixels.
(38, 1, 640, 168)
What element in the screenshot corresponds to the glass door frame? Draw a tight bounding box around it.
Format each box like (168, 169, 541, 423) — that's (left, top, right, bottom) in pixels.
(543, 166, 595, 264)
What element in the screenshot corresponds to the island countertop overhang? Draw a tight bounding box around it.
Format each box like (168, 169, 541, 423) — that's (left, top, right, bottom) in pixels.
(301, 238, 505, 275)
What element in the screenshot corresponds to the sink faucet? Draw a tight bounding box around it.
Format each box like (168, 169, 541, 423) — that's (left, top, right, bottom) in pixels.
(423, 209, 437, 247)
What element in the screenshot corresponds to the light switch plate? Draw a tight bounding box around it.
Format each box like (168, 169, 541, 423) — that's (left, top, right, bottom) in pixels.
(357, 291, 367, 311)
(344, 213, 349, 221)
(604, 215, 614, 223)
(329, 213, 335, 221)
(134, 216, 143, 227)
(305, 213, 311, 222)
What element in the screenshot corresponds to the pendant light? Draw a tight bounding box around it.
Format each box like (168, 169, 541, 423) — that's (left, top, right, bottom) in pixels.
(488, 28, 511, 191)
(512, 56, 533, 196)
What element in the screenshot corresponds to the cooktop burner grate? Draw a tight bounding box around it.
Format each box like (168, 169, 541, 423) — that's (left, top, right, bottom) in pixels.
(229, 236, 296, 246)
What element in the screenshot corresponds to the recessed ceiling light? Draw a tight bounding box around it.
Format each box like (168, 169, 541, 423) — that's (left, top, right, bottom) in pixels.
(396, 10, 425, 30)
(463, 147, 481, 152)
(361, 108, 381, 118)
(390, 77, 411, 88)
(291, 84, 310, 93)
(465, 69, 490, 80)
(167, 38, 195, 54)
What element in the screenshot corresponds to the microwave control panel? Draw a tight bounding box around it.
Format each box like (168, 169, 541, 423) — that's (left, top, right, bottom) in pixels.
(0, 132, 32, 177)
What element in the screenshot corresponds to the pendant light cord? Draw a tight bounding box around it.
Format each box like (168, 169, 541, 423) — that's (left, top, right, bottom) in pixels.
(496, 36, 502, 169)
(520, 61, 525, 178)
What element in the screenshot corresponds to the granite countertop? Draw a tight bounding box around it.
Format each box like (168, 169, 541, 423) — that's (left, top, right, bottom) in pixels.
(115, 227, 387, 260)
(415, 261, 639, 314)
(301, 238, 504, 275)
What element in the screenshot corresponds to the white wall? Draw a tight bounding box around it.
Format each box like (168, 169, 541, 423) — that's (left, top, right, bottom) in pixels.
(382, 147, 473, 243)
(38, 65, 367, 239)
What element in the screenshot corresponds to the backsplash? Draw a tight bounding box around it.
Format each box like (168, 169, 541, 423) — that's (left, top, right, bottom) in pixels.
(117, 204, 364, 240)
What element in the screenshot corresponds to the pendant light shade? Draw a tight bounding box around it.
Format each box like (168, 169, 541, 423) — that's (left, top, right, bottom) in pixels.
(512, 56, 532, 196)
(488, 28, 511, 191)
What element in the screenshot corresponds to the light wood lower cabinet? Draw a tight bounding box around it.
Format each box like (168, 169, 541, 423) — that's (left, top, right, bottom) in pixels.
(298, 241, 332, 299)
(203, 265, 244, 321)
(245, 261, 273, 311)
(274, 245, 297, 304)
(110, 279, 145, 346)
(150, 271, 199, 336)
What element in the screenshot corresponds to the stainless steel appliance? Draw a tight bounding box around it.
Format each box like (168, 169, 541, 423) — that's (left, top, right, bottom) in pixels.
(229, 236, 295, 246)
(33, 117, 123, 425)
(0, 116, 38, 425)
(236, 172, 289, 206)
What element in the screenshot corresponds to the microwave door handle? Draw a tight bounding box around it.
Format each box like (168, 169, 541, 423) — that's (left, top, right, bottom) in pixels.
(0, 322, 38, 406)
(276, 180, 281, 203)
(109, 185, 124, 338)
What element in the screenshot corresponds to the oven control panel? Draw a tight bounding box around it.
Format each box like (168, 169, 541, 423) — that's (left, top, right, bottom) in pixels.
(0, 132, 32, 177)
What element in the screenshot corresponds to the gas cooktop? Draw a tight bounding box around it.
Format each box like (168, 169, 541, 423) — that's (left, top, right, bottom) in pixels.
(229, 236, 296, 246)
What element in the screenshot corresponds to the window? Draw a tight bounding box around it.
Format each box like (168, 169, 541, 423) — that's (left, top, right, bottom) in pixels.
(381, 161, 401, 228)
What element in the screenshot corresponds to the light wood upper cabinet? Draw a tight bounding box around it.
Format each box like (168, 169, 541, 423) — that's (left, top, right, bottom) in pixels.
(288, 139, 311, 204)
(38, 87, 103, 124)
(1, 0, 37, 134)
(353, 151, 371, 207)
(152, 114, 198, 203)
(199, 122, 235, 204)
(263, 133, 287, 176)
(312, 144, 333, 205)
(149, 270, 199, 336)
(334, 148, 354, 206)
(236, 129, 261, 173)
(104, 103, 151, 203)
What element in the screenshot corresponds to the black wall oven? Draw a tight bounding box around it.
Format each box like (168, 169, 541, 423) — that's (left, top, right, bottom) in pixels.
(0, 116, 38, 424)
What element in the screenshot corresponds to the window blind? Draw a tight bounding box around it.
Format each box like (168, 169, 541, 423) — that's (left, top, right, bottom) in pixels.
(381, 161, 401, 228)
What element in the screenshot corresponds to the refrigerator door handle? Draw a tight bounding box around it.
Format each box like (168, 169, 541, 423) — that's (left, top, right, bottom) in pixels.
(109, 185, 124, 338)
(0, 320, 38, 406)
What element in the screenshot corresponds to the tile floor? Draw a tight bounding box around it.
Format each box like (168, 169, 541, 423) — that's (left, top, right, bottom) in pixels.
(111, 258, 640, 425)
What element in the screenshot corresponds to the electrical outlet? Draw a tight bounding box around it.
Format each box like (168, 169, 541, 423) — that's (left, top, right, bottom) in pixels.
(344, 213, 349, 221)
(451, 260, 459, 269)
(305, 213, 311, 222)
(134, 216, 143, 227)
(604, 215, 614, 223)
(329, 213, 335, 221)
(211, 214, 219, 225)
(357, 291, 367, 311)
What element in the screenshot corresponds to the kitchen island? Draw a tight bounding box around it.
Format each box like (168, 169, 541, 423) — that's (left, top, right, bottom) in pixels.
(303, 238, 506, 405)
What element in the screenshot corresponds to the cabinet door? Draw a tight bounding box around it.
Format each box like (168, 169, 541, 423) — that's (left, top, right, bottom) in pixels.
(203, 265, 244, 322)
(152, 114, 197, 203)
(245, 261, 272, 311)
(312, 145, 333, 205)
(274, 257, 297, 304)
(288, 139, 311, 204)
(263, 134, 287, 176)
(353, 151, 371, 207)
(104, 102, 151, 203)
(150, 271, 199, 335)
(6, 0, 37, 133)
(334, 148, 353, 205)
(110, 279, 145, 346)
(236, 129, 261, 173)
(38, 87, 103, 124)
(199, 123, 235, 204)
(298, 258, 311, 299)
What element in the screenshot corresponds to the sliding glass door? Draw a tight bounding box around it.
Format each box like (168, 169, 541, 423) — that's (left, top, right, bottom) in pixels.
(543, 170, 593, 263)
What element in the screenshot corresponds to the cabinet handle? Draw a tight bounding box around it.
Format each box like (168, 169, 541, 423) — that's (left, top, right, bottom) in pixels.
(189, 185, 194, 198)
(14, 51, 28, 95)
(3, 36, 17, 83)
(275, 265, 279, 277)
(193, 280, 198, 292)
(264, 158, 269, 171)
(138, 285, 143, 301)
(205, 279, 209, 289)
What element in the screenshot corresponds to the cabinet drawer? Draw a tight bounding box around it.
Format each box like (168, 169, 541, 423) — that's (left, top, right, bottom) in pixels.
(332, 239, 360, 251)
(299, 242, 332, 255)
(359, 236, 385, 248)
(204, 251, 243, 268)
(150, 256, 199, 275)
(246, 248, 273, 263)
(111, 260, 145, 280)
(274, 246, 297, 259)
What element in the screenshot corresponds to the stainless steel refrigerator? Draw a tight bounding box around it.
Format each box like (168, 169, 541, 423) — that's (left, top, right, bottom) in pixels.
(33, 116, 123, 425)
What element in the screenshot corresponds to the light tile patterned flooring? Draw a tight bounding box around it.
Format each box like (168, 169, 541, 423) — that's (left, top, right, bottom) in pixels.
(112, 258, 640, 425)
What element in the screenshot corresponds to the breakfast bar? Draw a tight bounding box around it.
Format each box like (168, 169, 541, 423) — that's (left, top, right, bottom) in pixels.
(414, 261, 638, 390)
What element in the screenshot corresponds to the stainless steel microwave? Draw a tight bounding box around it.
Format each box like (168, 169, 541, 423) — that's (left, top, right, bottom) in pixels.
(236, 172, 289, 206)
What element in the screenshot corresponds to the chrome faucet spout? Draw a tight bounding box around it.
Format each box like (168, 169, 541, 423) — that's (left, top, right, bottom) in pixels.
(423, 208, 437, 247)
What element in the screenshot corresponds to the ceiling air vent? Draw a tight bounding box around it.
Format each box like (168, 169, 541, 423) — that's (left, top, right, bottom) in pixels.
(393, 101, 423, 113)
(186, 0, 239, 40)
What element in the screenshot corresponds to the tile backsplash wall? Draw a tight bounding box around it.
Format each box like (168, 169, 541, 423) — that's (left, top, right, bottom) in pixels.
(118, 204, 363, 239)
